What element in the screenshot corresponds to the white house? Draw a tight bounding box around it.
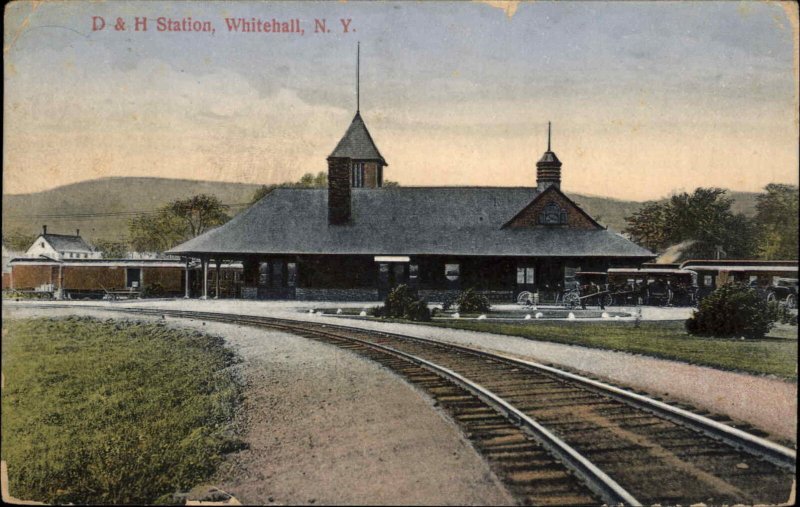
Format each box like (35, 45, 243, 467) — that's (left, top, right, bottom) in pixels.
(25, 226, 101, 261)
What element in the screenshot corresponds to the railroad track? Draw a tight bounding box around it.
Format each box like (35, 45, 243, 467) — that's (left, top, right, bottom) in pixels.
(10, 304, 797, 506)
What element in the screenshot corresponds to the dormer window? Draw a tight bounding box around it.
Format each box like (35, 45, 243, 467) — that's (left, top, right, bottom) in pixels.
(538, 202, 568, 225)
(351, 162, 365, 188)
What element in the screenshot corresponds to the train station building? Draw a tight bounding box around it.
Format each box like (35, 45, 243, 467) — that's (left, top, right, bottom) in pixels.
(168, 110, 654, 302)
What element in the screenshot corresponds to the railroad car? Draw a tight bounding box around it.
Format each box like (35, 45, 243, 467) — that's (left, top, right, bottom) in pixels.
(8, 258, 246, 300)
(598, 267, 698, 307)
(8, 258, 186, 299)
(679, 260, 798, 307)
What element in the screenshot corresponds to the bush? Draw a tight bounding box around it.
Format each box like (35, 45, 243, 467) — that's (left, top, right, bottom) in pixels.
(772, 301, 798, 326)
(685, 283, 776, 339)
(406, 299, 432, 322)
(455, 288, 491, 313)
(140, 283, 167, 298)
(374, 285, 431, 322)
(440, 293, 458, 312)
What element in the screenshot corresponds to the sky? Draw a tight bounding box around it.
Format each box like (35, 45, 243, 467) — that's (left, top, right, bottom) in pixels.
(3, 0, 798, 200)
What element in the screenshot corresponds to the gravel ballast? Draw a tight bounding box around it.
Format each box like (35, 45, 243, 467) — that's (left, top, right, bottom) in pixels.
(34, 299, 795, 442)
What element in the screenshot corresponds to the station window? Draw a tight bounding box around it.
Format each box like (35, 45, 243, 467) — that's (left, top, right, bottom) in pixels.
(704, 275, 713, 287)
(517, 267, 535, 284)
(445, 263, 460, 281)
(538, 202, 568, 225)
(352, 162, 365, 188)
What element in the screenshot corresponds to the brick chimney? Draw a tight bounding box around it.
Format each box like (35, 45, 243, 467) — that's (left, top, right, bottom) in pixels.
(328, 157, 352, 225)
(76, 229, 80, 237)
(42, 225, 47, 235)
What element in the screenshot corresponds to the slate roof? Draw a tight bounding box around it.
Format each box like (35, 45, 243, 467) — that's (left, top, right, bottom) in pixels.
(168, 187, 654, 258)
(537, 151, 561, 164)
(328, 112, 387, 164)
(42, 234, 94, 252)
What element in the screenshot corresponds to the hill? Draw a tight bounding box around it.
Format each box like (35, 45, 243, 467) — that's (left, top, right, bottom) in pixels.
(2, 177, 264, 243)
(2, 177, 761, 244)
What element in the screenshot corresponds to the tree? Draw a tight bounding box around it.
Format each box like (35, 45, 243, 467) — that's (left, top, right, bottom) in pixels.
(93, 239, 129, 259)
(622, 202, 669, 253)
(624, 188, 756, 258)
(754, 183, 798, 260)
(167, 194, 229, 237)
(249, 171, 400, 204)
(2, 229, 38, 251)
(128, 194, 229, 253)
(250, 171, 330, 204)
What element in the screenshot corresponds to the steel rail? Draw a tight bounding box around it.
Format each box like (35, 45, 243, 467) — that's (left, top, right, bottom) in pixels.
(297, 327, 642, 506)
(12, 302, 797, 473)
(261, 311, 798, 471)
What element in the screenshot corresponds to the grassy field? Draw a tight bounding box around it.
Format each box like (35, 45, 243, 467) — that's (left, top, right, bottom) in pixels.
(428, 320, 798, 380)
(1, 317, 243, 504)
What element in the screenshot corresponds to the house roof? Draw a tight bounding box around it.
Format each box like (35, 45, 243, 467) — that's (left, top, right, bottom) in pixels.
(40, 234, 94, 252)
(328, 112, 387, 164)
(167, 187, 654, 258)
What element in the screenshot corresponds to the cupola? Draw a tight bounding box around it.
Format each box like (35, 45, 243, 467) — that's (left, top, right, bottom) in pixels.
(536, 122, 562, 191)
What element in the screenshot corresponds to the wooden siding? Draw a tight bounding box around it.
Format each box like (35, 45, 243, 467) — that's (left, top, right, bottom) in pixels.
(10, 265, 53, 289)
(63, 266, 126, 290)
(143, 266, 183, 292)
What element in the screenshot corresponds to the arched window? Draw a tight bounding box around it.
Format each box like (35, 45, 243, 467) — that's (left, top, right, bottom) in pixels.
(538, 202, 568, 225)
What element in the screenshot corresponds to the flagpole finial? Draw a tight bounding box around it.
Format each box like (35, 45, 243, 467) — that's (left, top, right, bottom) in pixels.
(547, 121, 551, 151)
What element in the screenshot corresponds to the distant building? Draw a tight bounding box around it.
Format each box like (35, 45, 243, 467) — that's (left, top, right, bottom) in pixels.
(25, 226, 101, 261)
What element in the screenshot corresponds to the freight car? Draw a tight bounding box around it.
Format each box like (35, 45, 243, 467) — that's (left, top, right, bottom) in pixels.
(8, 258, 187, 299)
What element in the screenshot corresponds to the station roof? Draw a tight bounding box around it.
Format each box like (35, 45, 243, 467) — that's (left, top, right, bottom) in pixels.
(167, 187, 654, 259)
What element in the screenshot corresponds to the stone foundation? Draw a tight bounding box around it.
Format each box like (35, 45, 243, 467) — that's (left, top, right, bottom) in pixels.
(419, 289, 514, 303)
(295, 288, 380, 301)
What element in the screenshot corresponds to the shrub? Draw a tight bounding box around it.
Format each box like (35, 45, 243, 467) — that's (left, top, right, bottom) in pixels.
(455, 288, 491, 313)
(140, 283, 167, 298)
(375, 285, 431, 322)
(440, 293, 458, 312)
(772, 301, 798, 326)
(685, 283, 776, 339)
(406, 299, 432, 322)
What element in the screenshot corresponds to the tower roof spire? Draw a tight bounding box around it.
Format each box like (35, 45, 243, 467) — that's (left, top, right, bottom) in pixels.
(356, 41, 360, 113)
(547, 121, 551, 151)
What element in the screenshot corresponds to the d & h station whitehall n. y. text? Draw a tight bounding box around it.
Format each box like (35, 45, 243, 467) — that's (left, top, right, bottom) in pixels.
(91, 16, 356, 35)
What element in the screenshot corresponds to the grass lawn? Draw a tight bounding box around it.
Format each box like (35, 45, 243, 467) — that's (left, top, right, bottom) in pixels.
(427, 320, 798, 380)
(1, 316, 243, 504)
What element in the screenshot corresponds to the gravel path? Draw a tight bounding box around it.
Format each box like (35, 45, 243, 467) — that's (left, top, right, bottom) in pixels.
(49, 299, 795, 442)
(3, 306, 512, 505)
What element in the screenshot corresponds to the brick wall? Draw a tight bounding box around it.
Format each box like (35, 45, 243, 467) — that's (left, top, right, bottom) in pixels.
(506, 188, 599, 230)
(328, 157, 351, 224)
